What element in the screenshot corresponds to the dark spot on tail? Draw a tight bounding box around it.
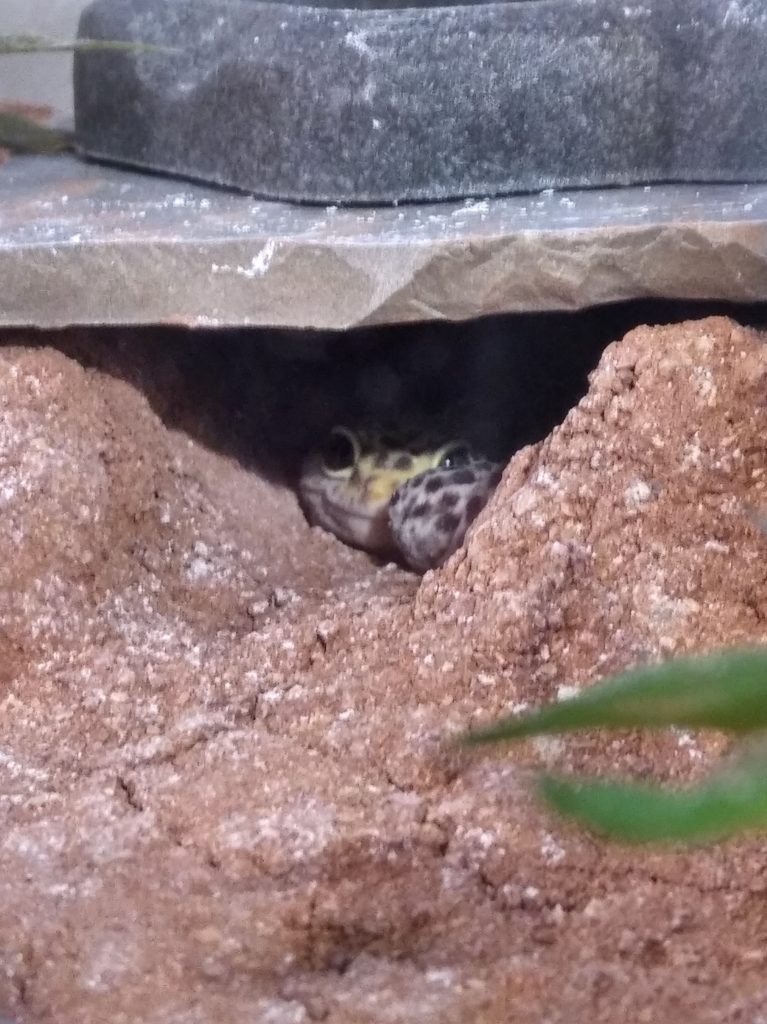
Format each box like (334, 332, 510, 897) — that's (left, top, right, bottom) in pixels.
(436, 512, 461, 535)
(425, 475, 445, 493)
(466, 494, 487, 521)
(412, 502, 430, 519)
(439, 491, 460, 511)
(452, 468, 477, 486)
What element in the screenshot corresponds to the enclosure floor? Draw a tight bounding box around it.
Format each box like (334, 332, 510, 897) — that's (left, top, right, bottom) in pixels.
(1, 317, 767, 1023)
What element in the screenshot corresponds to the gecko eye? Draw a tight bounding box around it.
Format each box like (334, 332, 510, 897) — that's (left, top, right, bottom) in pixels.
(438, 442, 473, 470)
(321, 428, 359, 474)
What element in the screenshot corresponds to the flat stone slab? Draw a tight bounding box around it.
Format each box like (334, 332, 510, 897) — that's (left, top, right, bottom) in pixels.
(1, 153, 767, 329)
(74, 0, 767, 203)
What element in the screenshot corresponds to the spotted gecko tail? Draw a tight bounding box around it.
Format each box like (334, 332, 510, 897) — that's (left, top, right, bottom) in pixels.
(388, 459, 503, 572)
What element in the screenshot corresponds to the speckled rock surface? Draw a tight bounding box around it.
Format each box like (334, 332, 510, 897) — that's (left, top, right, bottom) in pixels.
(2, 317, 767, 1023)
(74, 0, 767, 203)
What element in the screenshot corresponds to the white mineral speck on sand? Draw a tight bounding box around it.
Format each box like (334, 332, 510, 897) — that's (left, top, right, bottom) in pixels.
(556, 684, 580, 701)
(625, 479, 652, 504)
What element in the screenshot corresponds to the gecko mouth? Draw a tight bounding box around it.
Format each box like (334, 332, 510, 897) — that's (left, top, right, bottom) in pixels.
(300, 483, 398, 555)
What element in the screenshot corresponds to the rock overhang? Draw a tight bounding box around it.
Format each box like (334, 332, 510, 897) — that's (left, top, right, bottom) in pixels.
(1, 154, 766, 329)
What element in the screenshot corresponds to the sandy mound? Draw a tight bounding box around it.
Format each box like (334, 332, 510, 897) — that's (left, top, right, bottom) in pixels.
(1, 317, 767, 1024)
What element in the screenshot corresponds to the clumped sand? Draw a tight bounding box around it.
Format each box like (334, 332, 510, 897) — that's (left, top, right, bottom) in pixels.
(1, 317, 767, 1023)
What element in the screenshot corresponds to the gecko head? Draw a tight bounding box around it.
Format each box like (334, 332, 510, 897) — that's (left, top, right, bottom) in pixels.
(298, 424, 476, 560)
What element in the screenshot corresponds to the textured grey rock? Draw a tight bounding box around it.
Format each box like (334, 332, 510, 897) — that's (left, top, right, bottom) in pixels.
(2, 154, 767, 329)
(74, 0, 767, 204)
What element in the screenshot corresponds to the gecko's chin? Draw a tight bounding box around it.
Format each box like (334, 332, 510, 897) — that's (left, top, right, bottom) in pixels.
(300, 485, 397, 557)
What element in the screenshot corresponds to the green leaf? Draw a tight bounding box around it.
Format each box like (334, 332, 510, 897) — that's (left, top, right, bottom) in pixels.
(466, 648, 767, 745)
(0, 112, 71, 154)
(539, 740, 767, 844)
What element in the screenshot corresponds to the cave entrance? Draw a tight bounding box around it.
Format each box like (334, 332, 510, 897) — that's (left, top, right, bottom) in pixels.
(10, 297, 767, 578)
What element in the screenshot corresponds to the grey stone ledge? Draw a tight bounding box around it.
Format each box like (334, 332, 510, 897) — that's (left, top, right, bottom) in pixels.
(1, 154, 766, 330)
(74, 0, 767, 204)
